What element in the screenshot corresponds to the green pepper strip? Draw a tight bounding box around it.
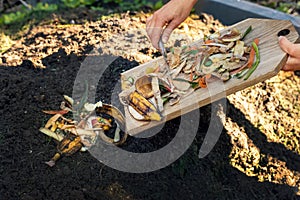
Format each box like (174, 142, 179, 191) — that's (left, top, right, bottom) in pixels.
(243, 42, 260, 80)
(235, 68, 249, 79)
(241, 25, 252, 41)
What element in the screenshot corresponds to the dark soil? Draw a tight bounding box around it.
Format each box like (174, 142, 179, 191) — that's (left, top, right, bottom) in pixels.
(0, 7, 300, 200)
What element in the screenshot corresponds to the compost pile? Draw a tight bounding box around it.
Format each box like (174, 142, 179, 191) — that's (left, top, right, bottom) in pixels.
(0, 8, 300, 200)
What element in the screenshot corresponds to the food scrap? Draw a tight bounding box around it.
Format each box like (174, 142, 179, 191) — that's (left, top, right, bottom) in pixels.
(121, 26, 260, 122)
(40, 94, 128, 167)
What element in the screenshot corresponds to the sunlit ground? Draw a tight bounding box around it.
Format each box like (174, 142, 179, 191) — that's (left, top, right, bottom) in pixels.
(225, 72, 300, 195)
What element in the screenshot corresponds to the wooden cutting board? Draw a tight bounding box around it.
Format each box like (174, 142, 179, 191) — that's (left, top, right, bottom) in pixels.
(120, 18, 299, 136)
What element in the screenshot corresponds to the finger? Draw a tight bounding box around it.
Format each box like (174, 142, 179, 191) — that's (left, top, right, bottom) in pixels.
(146, 16, 165, 49)
(282, 56, 300, 71)
(161, 27, 173, 44)
(145, 15, 153, 33)
(282, 64, 296, 71)
(146, 15, 157, 42)
(152, 27, 163, 49)
(278, 36, 300, 57)
(146, 24, 162, 49)
(147, 26, 163, 49)
(162, 21, 180, 43)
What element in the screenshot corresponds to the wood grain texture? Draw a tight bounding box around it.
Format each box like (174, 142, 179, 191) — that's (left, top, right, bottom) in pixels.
(120, 18, 299, 136)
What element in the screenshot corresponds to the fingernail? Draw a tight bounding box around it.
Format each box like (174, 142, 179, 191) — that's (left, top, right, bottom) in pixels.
(278, 36, 286, 41)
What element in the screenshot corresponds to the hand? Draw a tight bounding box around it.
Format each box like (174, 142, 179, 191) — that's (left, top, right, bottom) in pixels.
(278, 36, 300, 71)
(146, 0, 198, 49)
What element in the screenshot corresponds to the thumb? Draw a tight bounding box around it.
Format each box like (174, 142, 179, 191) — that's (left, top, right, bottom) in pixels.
(278, 36, 294, 54)
(161, 21, 179, 43)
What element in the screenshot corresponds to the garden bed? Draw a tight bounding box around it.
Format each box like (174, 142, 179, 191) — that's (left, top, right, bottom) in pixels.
(0, 1, 300, 199)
